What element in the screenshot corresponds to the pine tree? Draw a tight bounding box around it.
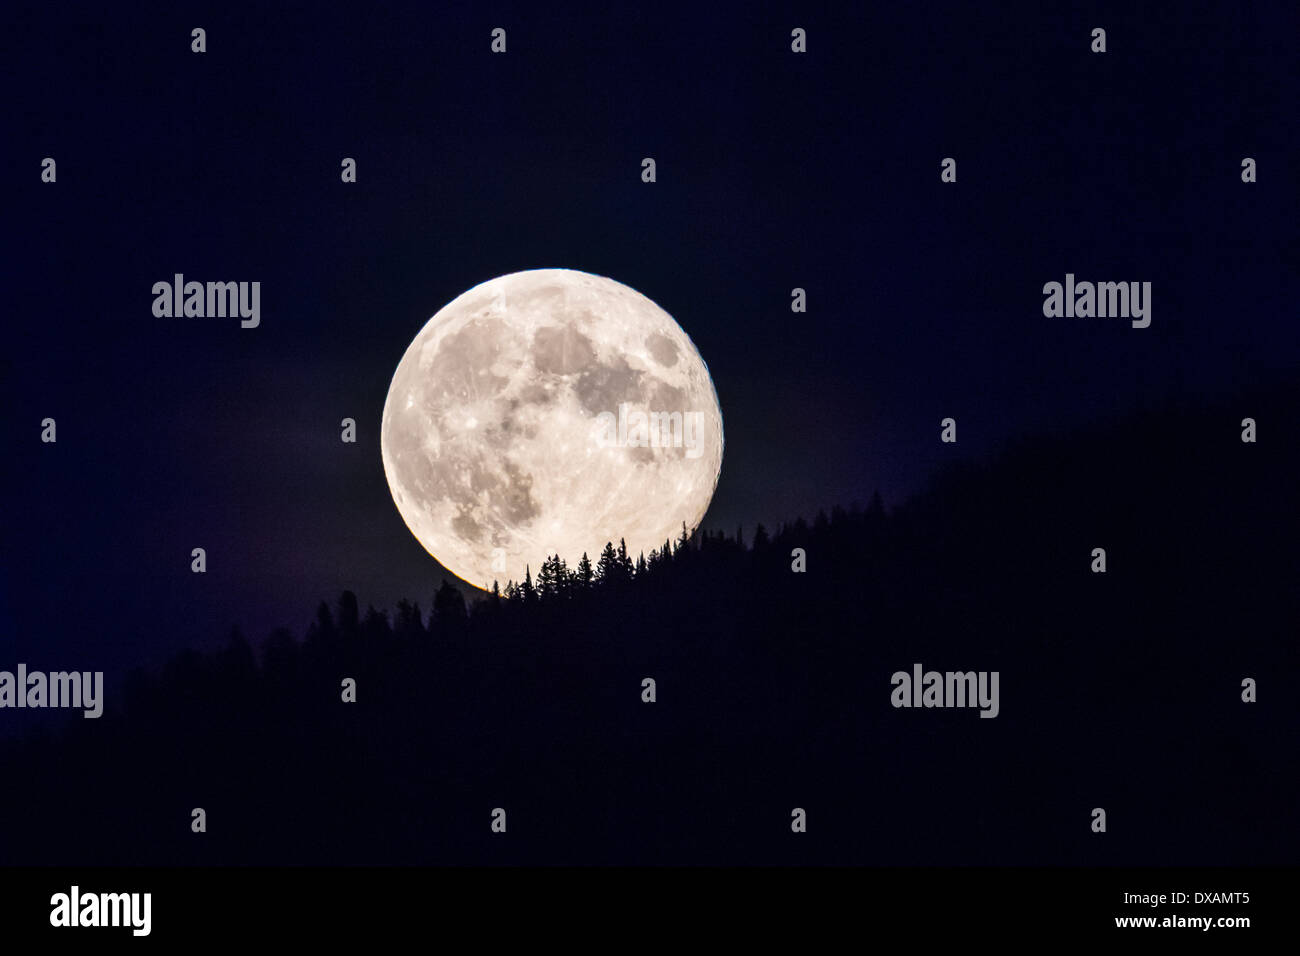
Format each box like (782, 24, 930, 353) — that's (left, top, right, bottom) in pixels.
(362, 605, 392, 643)
(311, 600, 337, 645)
(537, 554, 558, 598)
(596, 542, 619, 584)
(394, 599, 425, 640)
(432, 580, 467, 631)
(338, 590, 360, 639)
(576, 552, 594, 589)
(554, 555, 571, 597)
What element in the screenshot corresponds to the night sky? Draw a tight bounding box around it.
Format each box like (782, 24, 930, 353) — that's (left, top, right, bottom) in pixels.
(4, 1, 1295, 701)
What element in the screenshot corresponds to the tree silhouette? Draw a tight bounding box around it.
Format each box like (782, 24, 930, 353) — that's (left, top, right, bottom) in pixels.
(432, 580, 467, 631)
(575, 552, 594, 590)
(394, 598, 424, 641)
(338, 590, 360, 640)
(596, 541, 620, 585)
(3, 384, 1296, 867)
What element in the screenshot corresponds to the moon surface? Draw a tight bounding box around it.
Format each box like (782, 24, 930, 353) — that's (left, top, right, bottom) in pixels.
(381, 269, 724, 591)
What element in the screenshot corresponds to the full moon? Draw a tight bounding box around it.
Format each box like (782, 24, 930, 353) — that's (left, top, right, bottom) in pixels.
(381, 269, 724, 591)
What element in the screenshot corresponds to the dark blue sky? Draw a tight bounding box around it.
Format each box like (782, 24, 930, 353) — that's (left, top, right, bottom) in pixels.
(3, 0, 1295, 690)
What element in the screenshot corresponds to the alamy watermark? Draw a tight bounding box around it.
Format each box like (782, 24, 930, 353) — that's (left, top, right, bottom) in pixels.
(0, 664, 103, 718)
(1043, 274, 1151, 328)
(50, 886, 151, 936)
(593, 403, 705, 459)
(152, 274, 260, 328)
(890, 663, 999, 718)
